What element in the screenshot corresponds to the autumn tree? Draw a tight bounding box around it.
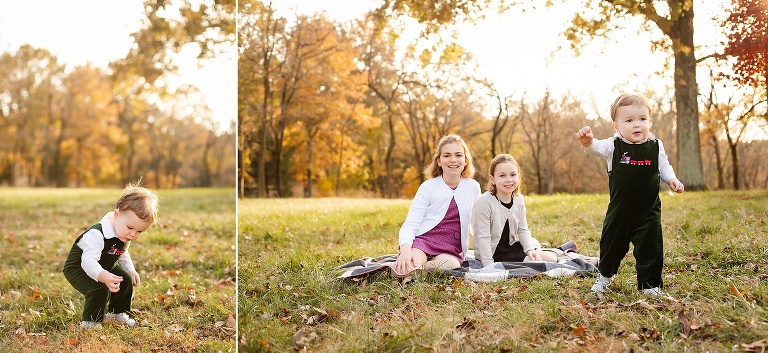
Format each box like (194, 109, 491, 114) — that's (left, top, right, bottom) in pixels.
(0, 45, 63, 186)
(238, 0, 287, 197)
(356, 14, 409, 198)
(110, 0, 235, 186)
(719, 0, 768, 98)
(54, 65, 118, 187)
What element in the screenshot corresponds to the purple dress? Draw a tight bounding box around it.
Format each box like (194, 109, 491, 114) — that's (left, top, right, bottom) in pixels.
(411, 196, 463, 263)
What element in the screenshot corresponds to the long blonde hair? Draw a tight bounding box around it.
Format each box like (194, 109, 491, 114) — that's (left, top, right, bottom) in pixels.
(486, 154, 522, 195)
(423, 134, 476, 179)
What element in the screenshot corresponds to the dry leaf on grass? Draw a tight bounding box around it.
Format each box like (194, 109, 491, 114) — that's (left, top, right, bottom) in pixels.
(293, 328, 319, 349)
(27, 286, 42, 300)
(677, 308, 691, 338)
(639, 327, 661, 342)
(306, 307, 329, 326)
(741, 339, 768, 352)
(729, 283, 748, 298)
(167, 323, 184, 333)
(454, 318, 475, 331)
(570, 325, 587, 337)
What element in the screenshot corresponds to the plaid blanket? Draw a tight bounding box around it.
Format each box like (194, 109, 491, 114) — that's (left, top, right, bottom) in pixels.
(333, 245, 598, 283)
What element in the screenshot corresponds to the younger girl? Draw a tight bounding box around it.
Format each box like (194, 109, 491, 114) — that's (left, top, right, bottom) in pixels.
(394, 134, 481, 275)
(471, 154, 556, 267)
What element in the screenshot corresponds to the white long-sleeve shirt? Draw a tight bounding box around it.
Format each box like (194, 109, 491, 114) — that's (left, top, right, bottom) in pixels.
(583, 132, 678, 183)
(76, 212, 136, 281)
(399, 176, 481, 258)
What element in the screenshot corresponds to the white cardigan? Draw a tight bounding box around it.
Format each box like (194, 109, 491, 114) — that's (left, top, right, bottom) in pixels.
(471, 192, 542, 267)
(398, 176, 481, 258)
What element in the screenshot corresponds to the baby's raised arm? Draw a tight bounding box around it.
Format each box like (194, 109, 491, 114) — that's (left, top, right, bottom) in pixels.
(576, 126, 594, 147)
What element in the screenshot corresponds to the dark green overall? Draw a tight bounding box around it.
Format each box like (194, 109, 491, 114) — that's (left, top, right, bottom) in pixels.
(598, 138, 664, 290)
(63, 223, 133, 322)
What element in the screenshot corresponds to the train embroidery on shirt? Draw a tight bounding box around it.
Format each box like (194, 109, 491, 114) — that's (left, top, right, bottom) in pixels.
(108, 246, 126, 255)
(619, 152, 651, 166)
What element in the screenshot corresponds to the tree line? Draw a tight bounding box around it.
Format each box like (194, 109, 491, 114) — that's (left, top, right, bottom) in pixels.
(238, 0, 768, 198)
(0, 0, 236, 188)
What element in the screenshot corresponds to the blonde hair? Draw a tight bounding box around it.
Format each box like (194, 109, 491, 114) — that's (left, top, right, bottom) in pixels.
(610, 92, 653, 122)
(423, 134, 476, 179)
(486, 154, 522, 195)
(116, 180, 159, 226)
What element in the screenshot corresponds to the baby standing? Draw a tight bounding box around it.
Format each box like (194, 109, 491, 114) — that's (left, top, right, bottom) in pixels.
(576, 92, 684, 296)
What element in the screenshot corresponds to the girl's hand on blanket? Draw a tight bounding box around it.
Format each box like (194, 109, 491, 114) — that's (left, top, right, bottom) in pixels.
(526, 250, 543, 261)
(526, 249, 558, 262)
(395, 245, 416, 275)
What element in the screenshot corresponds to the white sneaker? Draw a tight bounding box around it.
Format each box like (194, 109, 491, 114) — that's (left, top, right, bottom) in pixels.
(80, 321, 102, 329)
(591, 275, 614, 293)
(105, 312, 136, 327)
(642, 287, 664, 297)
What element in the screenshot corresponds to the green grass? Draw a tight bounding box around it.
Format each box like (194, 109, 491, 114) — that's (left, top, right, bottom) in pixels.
(0, 187, 236, 353)
(239, 190, 768, 352)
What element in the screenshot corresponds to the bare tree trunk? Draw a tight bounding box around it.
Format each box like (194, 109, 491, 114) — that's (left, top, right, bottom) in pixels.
(384, 115, 396, 198)
(728, 139, 740, 190)
(670, 5, 705, 190)
(710, 134, 725, 189)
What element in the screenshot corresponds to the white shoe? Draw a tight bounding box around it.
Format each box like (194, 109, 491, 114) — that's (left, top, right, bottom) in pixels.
(642, 287, 664, 297)
(591, 275, 614, 293)
(80, 321, 102, 329)
(105, 312, 136, 327)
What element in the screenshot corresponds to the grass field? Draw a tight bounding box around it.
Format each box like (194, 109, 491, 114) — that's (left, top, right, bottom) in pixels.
(239, 190, 768, 352)
(0, 187, 236, 353)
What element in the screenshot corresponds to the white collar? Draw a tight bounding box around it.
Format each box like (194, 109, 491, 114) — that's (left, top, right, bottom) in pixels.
(613, 132, 656, 144)
(98, 212, 118, 239)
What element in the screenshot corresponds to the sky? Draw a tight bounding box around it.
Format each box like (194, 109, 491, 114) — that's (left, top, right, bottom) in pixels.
(0, 0, 236, 132)
(273, 0, 730, 120)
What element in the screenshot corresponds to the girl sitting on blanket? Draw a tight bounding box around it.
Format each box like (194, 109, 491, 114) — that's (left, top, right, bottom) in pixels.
(471, 154, 557, 268)
(394, 134, 482, 275)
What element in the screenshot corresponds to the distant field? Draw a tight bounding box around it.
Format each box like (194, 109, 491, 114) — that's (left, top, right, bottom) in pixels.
(0, 187, 236, 353)
(239, 190, 768, 352)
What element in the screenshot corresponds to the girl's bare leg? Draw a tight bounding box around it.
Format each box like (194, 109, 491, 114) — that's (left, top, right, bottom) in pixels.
(409, 248, 429, 271)
(425, 254, 461, 270)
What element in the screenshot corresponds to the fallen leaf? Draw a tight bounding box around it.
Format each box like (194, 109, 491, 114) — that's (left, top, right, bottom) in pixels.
(27, 287, 42, 300)
(455, 318, 475, 331)
(729, 283, 748, 297)
(67, 338, 81, 346)
(571, 325, 587, 337)
(741, 339, 768, 352)
(293, 328, 318, 349)
(227, 314, 236, 328)
(677, 308, 690, 338)
(630, 300, 654, 310)
(639, 327, 661, 342)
